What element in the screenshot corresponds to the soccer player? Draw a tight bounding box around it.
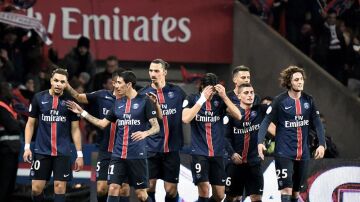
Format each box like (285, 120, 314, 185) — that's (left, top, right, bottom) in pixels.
(138, 59, 186, 202)
(182, 73, 241, 202)
(225, 83, 275, 202)
(65, 69, 129, 202)
(23, 68, 84, 202)
(257, 66, 326, 202)
(227, 66, 260, 105)
(66, 71, 160, 202)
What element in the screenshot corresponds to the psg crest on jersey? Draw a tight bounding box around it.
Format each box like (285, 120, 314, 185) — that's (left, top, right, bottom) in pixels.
(304, 102, 310, 109)
(61, 100, 66, 106)
(133, 103, 139, 109)
(168, 91, 175, 99)
(213, 100, 219, 107)
(251, 111, 257, 117)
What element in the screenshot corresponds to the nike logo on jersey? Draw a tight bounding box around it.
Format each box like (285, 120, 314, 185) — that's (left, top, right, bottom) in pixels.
(118, 105, 124, 109)
(41, 101, 49, 104)
(285, 106, 292, 110)
(63, 174, 70, 177)
(136, 181, 144, 185)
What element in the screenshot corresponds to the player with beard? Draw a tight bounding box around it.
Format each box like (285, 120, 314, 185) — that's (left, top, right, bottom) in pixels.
(23, 68, 84, 202)
(182, 73, 241, 202)
(138, 59, 186, 202)
(257, 66, 326, 202)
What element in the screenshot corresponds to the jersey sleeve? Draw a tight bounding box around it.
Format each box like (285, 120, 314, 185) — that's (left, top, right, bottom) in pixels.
(257, 98, 279, 144)
(28, 95, 40, 118)
(310, 98, 326, 147)
(105, 105, 117, 122)
(182, 94, 195, 109)
(85, 90, 101, 103)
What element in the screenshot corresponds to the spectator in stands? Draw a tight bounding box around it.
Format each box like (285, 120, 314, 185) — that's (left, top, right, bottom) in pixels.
(347, 34, 360, 96)
(313, 9, 348, 84)
(61, 36, 96, 79)
(0, 48, 15, 82)
(92, 55, 122, 91)
(0, 81, 21, 202)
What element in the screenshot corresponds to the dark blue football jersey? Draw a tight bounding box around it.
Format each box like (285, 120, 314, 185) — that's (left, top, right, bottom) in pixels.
(227, 104, 267, 165)
(29, 90, 79, 156)
(138, 83, 186, 153)
(183, 94, 227, 157)
(86, 90, 117, 153)
(106, 94, 156, 159)
(258, 92, 325, 160)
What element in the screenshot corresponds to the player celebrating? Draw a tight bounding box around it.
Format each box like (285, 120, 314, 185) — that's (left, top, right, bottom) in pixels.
(23, 68, 84, 202)
(182, 73, 241, 202)
(138, 59, 186, 202)
(257, 66, 326, 202)
(225, 83, 275, 202)
(65, 69, 130, 202)
(67, 71, 160, 202)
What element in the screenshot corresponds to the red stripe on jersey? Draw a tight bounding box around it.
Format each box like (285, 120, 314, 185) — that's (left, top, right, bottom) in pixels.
(295, 99, 303, 160)
(157, 89, 170, 153)
(108, 122, 116, 152)
(205, 101, 214, 157)
(242, 109, 251, 163)
(121, 99, 131, 159)
(51, 96, 59, 156)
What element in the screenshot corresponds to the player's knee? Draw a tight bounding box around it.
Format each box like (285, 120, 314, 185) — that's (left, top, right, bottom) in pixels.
(250, 194, 262, 201)
(212, 186, 225, 200)
(108, 184, 120, 195)
(135, 189, 148, 201)
(119, 184, 130, 196)
(164, 183, 177, 197)
(97, 182, 108, 195)
(148, 179, 157, 191)
(54, 181, 66, 194)
(197, 183, 210, 197)
(281, 187, 292, 195)
(31, 186, 43, 196)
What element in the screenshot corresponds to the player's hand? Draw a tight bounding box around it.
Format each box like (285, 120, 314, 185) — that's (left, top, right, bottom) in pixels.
(202, 86, 214, 100)
(74, 157, 84, 172)
(146, 92, 158, 105)
(258, 144, 266, 160)
(66, 100, 83, 115)
(214, 84, 226, 98)
(231, 153, 242, 164)
(314, 145, 325, 159)
(131, 131, 148, 141)
(23, 149, 32, 163)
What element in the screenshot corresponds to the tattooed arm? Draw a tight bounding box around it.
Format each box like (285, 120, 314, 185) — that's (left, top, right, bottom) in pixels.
(131, 117, 160, 141)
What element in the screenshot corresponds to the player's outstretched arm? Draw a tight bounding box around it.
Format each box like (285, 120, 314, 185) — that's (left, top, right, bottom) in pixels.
(131, 117, 160, 141)
(23, 117, 36, 163)
(71, 121, 84, 171)
(66, 83, 89, 104)
(66, 100, 110, 129)
(214, 84, 241, 120)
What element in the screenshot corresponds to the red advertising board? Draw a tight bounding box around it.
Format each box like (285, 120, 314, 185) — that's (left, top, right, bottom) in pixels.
(26, 0, 233, 63)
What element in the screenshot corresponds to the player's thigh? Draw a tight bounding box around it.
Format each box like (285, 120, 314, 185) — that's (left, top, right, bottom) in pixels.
(108, 158, 128, 186)
(147, 152, 162, 180)
(163, 151, 180, 183)
(292, 160, 309, 192)
(274, 156, 294, 190)
(245, 163, 264, 196)
(225, 163, 245, 197)
(209, 156, 226, 186)
(191, 155, 209, 185)
(128, 158, 149, 190)
(96, 152, 111, 181)
(53, 155, 72, 181)
(30, 154, 52, 181)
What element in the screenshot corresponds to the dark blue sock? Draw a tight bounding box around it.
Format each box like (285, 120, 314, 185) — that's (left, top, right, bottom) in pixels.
(281, 195, 292, 202)
(148, 191, 155, 202)
(107, 195, 120, 202)
(198, 196, 209, 202)
(165, 192, 178, 202)
(32, 192, 44, 202)
(98, 194, 108, 202)
(291, 198, 298, 202)
(54, 194, 65, 202)
(119, 196, 130, 202)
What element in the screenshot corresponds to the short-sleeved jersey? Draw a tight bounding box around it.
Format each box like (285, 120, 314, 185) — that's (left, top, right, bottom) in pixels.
(261, 92, 323, 160)
(138, 83, 186, 153)
(86, 90, 117, 153)
(106, 94, 156, 159)
(227, 90, 261, 106)
(29, 90, 79, 156)
(183, 94, 227, 157)
(227, 104, 267, 165)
